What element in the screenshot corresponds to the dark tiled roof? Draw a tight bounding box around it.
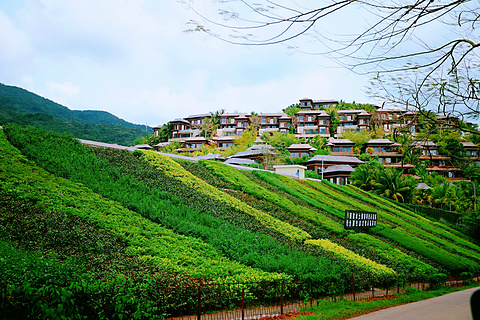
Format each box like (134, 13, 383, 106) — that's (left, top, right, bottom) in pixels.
(367, 139, 394, 145)
(224, 158, 255, 165)
(79, 139, 130, 150)
(194, 153, 223, 160)
(185, 113, 211, 120)
(229, 149, 277, 158)
(323, 165, 355, 173)
(169, 118, 191, 125)
(304, 155, 363, 164)
(328, 138, 354, 145)
(287, 144, 317, 151)
(296, 110, 329, 116)
(182, 137, 208, 143)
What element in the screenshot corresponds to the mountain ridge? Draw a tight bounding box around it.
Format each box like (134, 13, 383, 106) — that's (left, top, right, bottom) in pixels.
(0, 83, 151, 145)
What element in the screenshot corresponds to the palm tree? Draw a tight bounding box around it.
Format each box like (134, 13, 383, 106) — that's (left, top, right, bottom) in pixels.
(351, 164, 377, 191)
(373, 168, 415, 203)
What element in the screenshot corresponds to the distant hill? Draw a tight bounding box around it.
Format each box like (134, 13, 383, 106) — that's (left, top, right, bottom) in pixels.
(0, 83, 151, 146)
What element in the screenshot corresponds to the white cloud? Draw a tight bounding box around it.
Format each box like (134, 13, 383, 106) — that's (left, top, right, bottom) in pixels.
(0, 0, 373, 128)
(46, 81, 81, 96)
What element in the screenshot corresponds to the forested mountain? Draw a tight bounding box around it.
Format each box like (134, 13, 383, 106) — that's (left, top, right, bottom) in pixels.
(0, 83, 150, 145)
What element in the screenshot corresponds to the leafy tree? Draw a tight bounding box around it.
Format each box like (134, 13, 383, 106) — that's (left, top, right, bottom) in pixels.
(200, 117, 217, 139)
(261, 131, 303, 156)
(283, 103, 300, 133)
(350, 163, 379, 191)
(307, 135, 328, 152)
(283, 104, 300, 119)
(373, 168, 416, 203)
(155, 122, 173, 142)
(157, 140, 181, 153)
(340, 129, 375, 152)
(200, 109, 225, 138)
(324, 106, 340, 137)
(249, 112, 261, 132)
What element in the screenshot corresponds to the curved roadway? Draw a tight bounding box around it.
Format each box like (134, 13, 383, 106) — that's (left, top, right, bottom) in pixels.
(348, 287, 480, 320)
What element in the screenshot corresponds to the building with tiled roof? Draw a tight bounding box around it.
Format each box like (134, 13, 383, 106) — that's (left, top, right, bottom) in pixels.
(287, 144, 317, 158)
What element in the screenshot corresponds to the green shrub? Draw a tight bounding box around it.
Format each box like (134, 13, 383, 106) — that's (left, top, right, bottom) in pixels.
(405, 286, 421, 295)
(428, 273, 448, 290)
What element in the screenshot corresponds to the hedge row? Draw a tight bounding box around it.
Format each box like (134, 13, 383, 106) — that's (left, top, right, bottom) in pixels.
(305, 239, 396, 277)
(1, 127, 278, 281)
(227, 169, 346, 234)
(307, 180, 480, 263)
(347, 233, 438, 276)
(142, 152, 311, 242)
(91, 147, 347, 282)
(377, 227, 479, 273)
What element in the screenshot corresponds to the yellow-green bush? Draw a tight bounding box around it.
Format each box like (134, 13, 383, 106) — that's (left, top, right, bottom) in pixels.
(306, 239, 396, 277)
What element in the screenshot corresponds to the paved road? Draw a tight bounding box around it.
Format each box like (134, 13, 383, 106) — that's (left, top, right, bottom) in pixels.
(348, 287, 479, 320)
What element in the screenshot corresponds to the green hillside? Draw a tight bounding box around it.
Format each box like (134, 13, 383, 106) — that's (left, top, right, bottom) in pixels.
(0, 83, 150, 145)
(1, 125, 479, 318)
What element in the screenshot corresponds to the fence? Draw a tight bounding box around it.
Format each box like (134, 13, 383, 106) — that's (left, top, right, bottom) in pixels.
(2, 273, 479, 320)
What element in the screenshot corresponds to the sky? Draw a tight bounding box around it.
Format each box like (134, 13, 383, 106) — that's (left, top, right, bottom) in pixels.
(0, 0, 389, 126)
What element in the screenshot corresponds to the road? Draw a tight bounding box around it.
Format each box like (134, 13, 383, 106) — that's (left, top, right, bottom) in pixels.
(348, 287, 480, 320)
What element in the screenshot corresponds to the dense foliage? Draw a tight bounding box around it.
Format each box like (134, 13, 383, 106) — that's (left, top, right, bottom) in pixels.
(1, 126, 276, 282)
(0, 83, 149, 145)
(2, 124, 480, 317)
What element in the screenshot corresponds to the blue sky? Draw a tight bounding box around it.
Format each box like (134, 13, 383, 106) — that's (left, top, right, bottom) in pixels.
(0, 0, 379, 126)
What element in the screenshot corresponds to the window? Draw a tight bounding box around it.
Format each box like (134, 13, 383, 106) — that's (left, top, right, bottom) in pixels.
(319, 128, 326, 134)
(299, 116, 304, 121)
(343, 147, 352, 152)
(221, 118, 226, 124)
(289, 152, 299, 158)
(333, 147, 341, 152)
(262, 118, 267, 124)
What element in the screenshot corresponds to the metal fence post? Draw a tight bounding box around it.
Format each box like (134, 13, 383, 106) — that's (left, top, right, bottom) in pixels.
(197, 280, 202, 320)
(280, 280, 284, 315)
(351, 274, 355, 302)
(386, 278, 389, 296)
(371, 276, 374, 299)
(241, 286, 245, 320)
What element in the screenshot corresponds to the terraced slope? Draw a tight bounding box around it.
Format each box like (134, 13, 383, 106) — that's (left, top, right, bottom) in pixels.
(2, 125, 479, 308)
